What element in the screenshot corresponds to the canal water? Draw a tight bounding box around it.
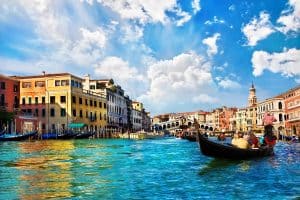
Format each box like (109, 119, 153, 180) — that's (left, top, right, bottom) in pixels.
(0, 138, 299, 199)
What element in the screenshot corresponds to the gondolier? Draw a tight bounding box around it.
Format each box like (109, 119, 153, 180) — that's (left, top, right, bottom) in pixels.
(262, 111, 277, 140)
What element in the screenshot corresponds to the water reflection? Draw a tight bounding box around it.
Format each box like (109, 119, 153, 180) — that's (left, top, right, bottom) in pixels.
(16, 140, 75, 199)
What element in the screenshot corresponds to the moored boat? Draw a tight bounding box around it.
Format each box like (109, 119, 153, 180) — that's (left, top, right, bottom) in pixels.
(0, 131, 37, 141)
(197, 132, 274, 160)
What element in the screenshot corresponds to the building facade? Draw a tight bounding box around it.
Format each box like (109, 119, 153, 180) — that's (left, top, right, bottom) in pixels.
(282, 86, 300, 136)
(17, 73, 107, 134)
(83, 75, 128, 132)
(0, 74, 20, 133)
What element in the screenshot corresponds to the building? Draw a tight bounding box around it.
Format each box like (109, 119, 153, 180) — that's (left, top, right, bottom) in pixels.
(132, 101, 142, 131)
(83, 75, 128, 132)
(16, 73, 107, 134)
(0, 74, 20, 133)
(281, 86, 300, 136)
(235, 108, 247, 131)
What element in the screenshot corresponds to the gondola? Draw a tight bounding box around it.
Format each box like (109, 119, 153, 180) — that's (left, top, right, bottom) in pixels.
(74, 131, 95, 139)
(197, 132, 274, 160)
(0, 131, 37, 141)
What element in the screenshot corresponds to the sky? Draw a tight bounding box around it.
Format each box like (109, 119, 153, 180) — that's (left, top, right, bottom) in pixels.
(0, 0, 299, 115)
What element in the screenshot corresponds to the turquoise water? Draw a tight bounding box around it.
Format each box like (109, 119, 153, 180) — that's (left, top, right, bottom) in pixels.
(0, 138, 299, 199)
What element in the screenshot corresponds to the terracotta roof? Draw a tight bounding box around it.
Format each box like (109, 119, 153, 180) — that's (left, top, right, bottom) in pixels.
(0, 74, 19, 81)
(11, 72, 83, 80)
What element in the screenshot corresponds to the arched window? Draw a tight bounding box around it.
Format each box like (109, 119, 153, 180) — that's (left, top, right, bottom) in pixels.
(279, 113, 283, 122)
(278, 102, 282, 109)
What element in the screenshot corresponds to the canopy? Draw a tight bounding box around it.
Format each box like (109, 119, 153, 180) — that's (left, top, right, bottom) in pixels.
(68, 123, 86, 129)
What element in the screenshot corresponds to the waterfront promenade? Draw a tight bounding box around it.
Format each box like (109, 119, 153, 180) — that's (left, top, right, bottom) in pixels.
(0, 138, 299, 199)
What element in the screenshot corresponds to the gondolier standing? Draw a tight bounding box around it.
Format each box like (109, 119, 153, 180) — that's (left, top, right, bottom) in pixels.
(262, 111, 277, 141)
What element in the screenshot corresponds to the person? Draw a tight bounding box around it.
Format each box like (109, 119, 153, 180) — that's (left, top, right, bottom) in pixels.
(232, 132, 249, 149)
(218, 132, 226, 141)
(262, 112, 277, 139)
(248, 132, 259, 148)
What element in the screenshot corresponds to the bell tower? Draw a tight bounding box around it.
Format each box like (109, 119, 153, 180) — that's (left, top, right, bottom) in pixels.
(248, 82, 257, 107)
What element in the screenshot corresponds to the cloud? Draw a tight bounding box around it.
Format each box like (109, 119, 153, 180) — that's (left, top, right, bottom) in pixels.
(251, 48, 300, 78)
(202, 33, 221, 57)
(94, 56, 146, 97)
(138, 52, 218, 113)
(191, 0, 201, 14)
(242, 12, 275, 46)
(217, 78, 241, 89)
(276, 0, 300, 34)
(204, 16, 225, 25)
(228, 5, 235, 12)
(96, 0, 191, 26)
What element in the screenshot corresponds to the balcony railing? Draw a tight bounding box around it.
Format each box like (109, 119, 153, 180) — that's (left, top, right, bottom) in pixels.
(0, 103, 8, 111)
(287, 117, 300, 122)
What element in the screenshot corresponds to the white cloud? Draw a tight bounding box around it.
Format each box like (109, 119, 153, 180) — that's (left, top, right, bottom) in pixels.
(138, 52, 218, 113)
(94, 56, 146, 97)
(191, 0, 201, 14)
(96, 0, 191, 26)
(252, 48, 300, 78)
(228, 5, 235, 12)
(217, 78, 241, 89)
(277, 0, 300, 34)
(204, 16, 225, 25)
(202, 33, 221, 57)
(242, 12, 275, 46)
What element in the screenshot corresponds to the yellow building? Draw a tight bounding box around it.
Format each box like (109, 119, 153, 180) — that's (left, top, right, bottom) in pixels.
(17, 73, 107, 133)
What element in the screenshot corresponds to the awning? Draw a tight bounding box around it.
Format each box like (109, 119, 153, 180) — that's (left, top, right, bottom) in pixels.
(68, 123, 86, 128)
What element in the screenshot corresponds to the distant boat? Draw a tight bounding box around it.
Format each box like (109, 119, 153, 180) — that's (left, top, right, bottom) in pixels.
(0, 131, 37, 141)
(197, 133, 274, 160)
(74, 131, 95, 139)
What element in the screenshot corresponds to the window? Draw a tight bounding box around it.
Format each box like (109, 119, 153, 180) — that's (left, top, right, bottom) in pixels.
(42, 97, 45, 104)
(35, 97, 38, 104)
(35, 109, 39, 116)
(42, 109, 46, 117)
(50, 96, 55, 104)
(104, 103, 106, 109)
(13, 85, 18, 92)
(35, 81, 45, 87)
(90, 100, 93, 106)
(278, 102, 283, 110)
(61, 108, 66, 117)
(71, 80, 75, 87)
(55, 80, 61, 86)
(86, 111, 88, 118)
(80, 110, 83, 118)
(72, 96, 76, 104)
(61, 80, 69, 86)
(94, 101, 97, 107)
(0, 82, 5, 89)
(28, 97, 32, 105)
(0, 94, 4, 106)
(99, 102, 102, 108)
(79, 97, 82, 104)
(50, 108, 55, 117)
(42, 123, 46, 130)
(73, 109, 76, 117)
(22, 82, 31, 88)
(90, 85, 96, 90)
(279, 114, 283, 122)
(60, 96, 66, 103)
(99, 113, 102, 120)
(22, 97, 25, 105)
(85, 99, 88, 105)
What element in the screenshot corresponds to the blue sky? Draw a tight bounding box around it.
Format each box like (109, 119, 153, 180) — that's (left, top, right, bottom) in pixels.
(0, 0, 299, 115)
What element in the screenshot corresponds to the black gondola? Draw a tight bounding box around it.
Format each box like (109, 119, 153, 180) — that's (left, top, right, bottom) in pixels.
(0, 131, 37, 141)
(197, 132, 274, 160)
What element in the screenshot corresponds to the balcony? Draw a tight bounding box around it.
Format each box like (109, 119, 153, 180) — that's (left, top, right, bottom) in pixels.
(0, 103, 8, 111)
(287, 117, 300, 122)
